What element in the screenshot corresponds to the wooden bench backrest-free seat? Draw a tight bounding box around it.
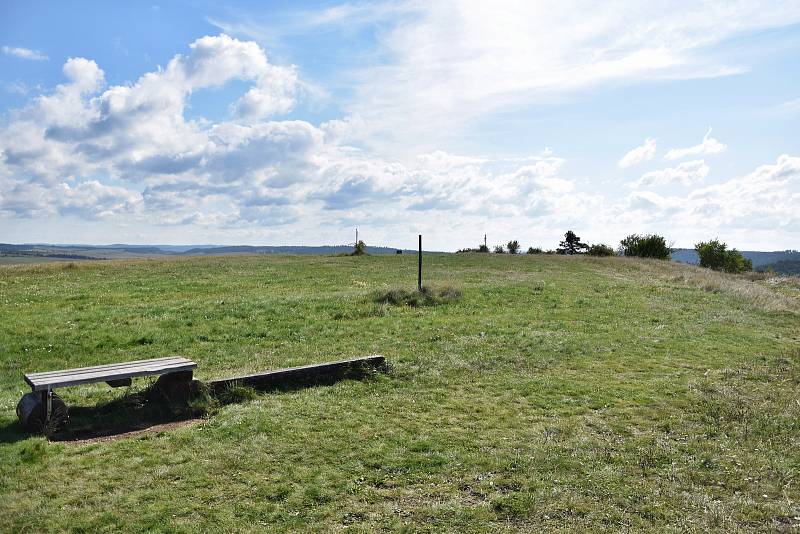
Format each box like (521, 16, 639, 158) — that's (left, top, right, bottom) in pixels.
(24, 356, 197, 392)
(19, 356, 198, 431)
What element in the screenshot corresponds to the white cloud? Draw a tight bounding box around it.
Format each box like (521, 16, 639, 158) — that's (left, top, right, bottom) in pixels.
(312, 1, 800, 149)
(774, 97, 800, 114)
(664, 128, 726, 160)
(62, 57, 105, 93)
(1, 33, 798, 250)
(604, 154, 800, 247)
(633, 159, 709, 188)
(618, 138, 657, 168)
(2, 46, 48, 61)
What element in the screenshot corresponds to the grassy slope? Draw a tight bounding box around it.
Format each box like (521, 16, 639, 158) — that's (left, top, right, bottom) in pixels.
(0, 254, 798, 532)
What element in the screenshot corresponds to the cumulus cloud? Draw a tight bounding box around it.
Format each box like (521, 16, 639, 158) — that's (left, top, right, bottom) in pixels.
(664, 128, 726, 160)
(2, 46, 48, 61)
(633, 159, 709, 188)
(63, 57, 105, 93)
(608, 154, 800, 246)
(1, 32, 798, 250)
(618, 138, 657, 168)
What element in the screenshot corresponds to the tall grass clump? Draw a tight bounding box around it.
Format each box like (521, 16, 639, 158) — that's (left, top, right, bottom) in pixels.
(372, 285, 462, 307)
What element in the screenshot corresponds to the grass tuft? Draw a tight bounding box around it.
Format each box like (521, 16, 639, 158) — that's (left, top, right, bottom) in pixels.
(213, 383, 259, 405)
(372, 285, 462, 307)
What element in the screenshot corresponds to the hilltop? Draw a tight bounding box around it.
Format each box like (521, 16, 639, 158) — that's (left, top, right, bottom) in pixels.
(0, 253, 798, 531)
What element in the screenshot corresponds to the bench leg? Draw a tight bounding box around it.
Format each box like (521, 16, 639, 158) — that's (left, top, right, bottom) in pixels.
(40, 389, 52, 427)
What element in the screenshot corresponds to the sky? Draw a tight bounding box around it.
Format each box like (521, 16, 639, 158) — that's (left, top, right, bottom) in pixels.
(0, 1, 799, 251)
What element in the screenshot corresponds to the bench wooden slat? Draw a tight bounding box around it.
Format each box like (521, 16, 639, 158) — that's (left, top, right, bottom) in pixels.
(26, 356, 187, 379)
(28, 361, 193, 385)
(24, 357, 197, 391)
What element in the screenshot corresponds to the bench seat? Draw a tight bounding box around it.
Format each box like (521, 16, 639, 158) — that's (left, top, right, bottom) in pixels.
(24, 356, 197, 391)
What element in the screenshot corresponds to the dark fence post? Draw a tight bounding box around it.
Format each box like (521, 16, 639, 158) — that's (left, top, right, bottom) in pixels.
(418, 234, 422, 291)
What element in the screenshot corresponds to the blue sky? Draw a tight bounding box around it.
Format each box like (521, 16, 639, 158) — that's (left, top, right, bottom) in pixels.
(1, 1, 799, 250)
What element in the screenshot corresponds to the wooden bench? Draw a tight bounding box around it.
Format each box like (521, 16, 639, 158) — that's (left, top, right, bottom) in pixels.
(20, 356, 197, 430)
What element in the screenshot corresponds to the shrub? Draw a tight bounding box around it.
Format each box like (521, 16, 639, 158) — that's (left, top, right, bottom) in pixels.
(588, 244, 615, 257)
(493, 245, 505, 254)
(507, 240, 520, 254)
(619, 234, 671, 260)
(527, 247, 543, 254)
(695, 239, 753, 273)
(557, 230, 588, 255)
(458, 243, 492, 253)
(352, 240, 367, 256)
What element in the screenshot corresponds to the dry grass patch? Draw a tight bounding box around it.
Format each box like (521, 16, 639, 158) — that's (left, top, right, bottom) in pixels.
(597, 257, 800, 314)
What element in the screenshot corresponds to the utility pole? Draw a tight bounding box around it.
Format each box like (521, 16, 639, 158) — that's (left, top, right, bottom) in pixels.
(355, 228, 358, 246)
(418, 234, 422, 291)
(484, 234, 487, 249)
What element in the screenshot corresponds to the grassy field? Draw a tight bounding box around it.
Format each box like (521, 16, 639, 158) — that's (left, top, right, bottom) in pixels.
(0, 253, 798, 532)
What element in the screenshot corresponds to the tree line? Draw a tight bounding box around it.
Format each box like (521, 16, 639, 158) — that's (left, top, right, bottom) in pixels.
(456, 231, 754, 274)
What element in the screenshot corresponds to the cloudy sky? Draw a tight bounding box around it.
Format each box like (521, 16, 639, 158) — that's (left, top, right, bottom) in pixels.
(1, 1, 798, 251)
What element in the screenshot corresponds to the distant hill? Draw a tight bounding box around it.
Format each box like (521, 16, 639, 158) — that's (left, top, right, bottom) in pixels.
(671, 248, 800, 269)
(181, 245, 412, 255)
(757, 259, 800, 275)
(0, 243, 415, 263)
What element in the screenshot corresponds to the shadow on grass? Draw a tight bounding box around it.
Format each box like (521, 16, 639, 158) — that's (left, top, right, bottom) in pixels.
(0, 359, 388, 444)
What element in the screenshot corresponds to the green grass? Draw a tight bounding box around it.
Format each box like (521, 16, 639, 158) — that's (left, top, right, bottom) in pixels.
(0, 253, 798, 532)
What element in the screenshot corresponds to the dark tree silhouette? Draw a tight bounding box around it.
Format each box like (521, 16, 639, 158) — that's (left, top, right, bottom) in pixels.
(558, 231, 588, 255)
(353, 240, 367, 255)
(507, 240, 520, 254)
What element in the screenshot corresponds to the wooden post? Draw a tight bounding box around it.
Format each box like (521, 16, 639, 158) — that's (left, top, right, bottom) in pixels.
(418, 234, 422, 291)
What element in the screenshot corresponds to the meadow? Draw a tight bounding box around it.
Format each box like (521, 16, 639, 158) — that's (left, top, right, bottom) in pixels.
(0, 253, 798, 532)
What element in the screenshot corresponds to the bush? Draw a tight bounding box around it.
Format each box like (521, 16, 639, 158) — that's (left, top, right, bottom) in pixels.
(619, 234, 671, 260)
(493, 245, 505, 254)
(352, 240, 367, 256)
(588, 244, 615, 257)
(695, 239, 752, 273)
(507, 240, 520, 254)
(527, 247, 543, 254)
(457, 243, 491, 253)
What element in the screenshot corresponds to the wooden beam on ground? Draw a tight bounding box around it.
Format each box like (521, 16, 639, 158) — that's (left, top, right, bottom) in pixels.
(206, 355, 385, 394)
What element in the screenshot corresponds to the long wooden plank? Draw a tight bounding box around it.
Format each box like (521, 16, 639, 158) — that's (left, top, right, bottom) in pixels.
(26, 359, 195, 383)
(26, 360, 194, 385)
(25, 359, 197, 390)
(25, 361, 193, 385)
(27, 356, 189, 379)
(27, 361, 194, 386)
(26, 363, 197, 391)
(207, 355, 384, 393)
